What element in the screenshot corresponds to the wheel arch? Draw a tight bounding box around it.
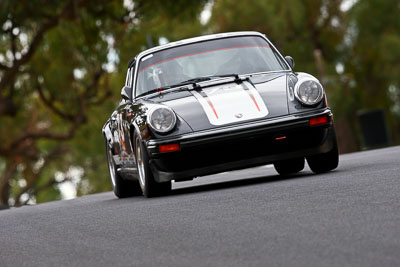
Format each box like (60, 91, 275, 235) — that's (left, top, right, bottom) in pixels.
(104, 121, 122, 156)
(130, 122, 141, 146)
(103, 122, 113, 149)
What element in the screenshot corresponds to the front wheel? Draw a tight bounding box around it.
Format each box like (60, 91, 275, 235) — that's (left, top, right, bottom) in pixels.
(274, 157, 305, 176)
(306, 141, 339, 174)
(105, 141, 141, 198)
(135, 135, 171, 197)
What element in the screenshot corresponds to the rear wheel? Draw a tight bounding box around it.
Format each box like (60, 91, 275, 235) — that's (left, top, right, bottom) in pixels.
(307, 140, 339, 174)
(274, 157, 305, 176)
(105, 141, 141, 198)
(135, 135, 171, 197)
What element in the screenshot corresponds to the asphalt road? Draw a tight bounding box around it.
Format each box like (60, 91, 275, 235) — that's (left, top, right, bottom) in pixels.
(1, 146, 400, 266)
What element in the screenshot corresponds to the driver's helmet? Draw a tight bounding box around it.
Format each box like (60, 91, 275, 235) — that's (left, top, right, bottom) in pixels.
(153, 60, 184, 87)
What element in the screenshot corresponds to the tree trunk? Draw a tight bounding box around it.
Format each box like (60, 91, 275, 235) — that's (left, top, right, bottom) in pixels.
(0, 161, 17, 208)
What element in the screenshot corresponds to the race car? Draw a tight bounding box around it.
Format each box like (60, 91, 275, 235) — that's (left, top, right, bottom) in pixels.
(102, 31, 339, 198)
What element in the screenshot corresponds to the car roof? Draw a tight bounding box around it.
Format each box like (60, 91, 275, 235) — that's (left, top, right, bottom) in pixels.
(135, 31, 266, 61)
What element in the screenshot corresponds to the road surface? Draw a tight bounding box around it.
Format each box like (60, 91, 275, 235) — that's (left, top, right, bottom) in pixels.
(1, 146, 399, 266)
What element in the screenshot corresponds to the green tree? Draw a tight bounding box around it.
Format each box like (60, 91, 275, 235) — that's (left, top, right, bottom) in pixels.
(343, 0, 400, 144)
(0, 0, 207, 208)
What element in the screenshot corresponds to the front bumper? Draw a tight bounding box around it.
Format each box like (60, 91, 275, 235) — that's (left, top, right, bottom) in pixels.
(146, 108, 336, 182)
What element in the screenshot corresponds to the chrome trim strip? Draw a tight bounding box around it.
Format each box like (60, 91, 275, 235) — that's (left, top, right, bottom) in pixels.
(117, 167, 138, 172)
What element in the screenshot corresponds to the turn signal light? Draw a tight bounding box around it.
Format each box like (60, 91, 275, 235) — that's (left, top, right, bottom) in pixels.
(159, 143, 180, 153)
(309, 115, 329, 126)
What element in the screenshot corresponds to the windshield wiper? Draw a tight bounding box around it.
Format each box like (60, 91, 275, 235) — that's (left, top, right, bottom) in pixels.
(169, 74, 242, 89)
(209, 73, 241, 80)
(137, 84, 190, 98)
(177, 74, 241, 86)
(137, 74, 242, 98)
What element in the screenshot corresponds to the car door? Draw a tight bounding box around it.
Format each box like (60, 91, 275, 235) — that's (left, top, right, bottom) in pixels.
(115, 65, 137, 168)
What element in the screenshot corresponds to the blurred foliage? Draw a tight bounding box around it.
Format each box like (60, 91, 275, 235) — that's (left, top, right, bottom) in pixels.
(210, 0, 344, 73)
(0, 0, 207, 207)
(344, 0, 400, 139)
(0, 0, 399, 207)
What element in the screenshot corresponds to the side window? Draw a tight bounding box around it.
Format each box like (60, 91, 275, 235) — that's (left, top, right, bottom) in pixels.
(125, 68, 132, 87)
(129, 67, 134, 87)
(125, 59, 136, 88)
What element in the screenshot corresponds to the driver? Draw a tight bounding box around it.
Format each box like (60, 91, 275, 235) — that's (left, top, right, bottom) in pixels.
(154, 60, 187, 88)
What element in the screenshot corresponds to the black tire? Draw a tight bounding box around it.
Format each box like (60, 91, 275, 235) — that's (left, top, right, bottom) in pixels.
(307, 140, 339, 174)
(274, 157, 305, 176)
(135, 135, 171, 197)
(105, 140, 141, 198)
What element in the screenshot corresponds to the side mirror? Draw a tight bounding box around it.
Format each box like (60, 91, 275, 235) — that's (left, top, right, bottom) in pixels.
(285, 56, 295, 69)
(121, 86, 131, 101)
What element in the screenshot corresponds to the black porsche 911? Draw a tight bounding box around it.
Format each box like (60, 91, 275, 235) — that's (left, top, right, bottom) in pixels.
(102, 31, 339, 198)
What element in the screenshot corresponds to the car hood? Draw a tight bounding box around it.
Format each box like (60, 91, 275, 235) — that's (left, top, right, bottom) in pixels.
(145, 72, 289, 132)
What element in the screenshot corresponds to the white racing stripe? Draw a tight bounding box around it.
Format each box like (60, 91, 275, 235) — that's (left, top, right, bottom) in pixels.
(192, 81, 268, 125)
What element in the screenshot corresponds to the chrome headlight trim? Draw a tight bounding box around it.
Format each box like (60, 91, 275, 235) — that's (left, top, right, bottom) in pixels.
(147, 105, 177, 133)
(294, 78, 324, 106)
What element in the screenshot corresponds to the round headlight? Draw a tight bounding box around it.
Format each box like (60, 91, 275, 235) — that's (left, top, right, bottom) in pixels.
(294, 79, 324, 106)
(147, 105, 176, 133)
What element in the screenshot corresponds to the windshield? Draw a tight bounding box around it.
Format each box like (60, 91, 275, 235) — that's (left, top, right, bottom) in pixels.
(135, 36, 289, 96)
